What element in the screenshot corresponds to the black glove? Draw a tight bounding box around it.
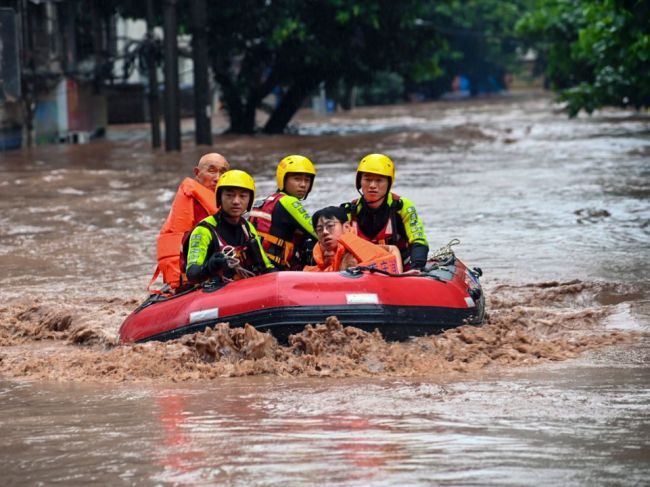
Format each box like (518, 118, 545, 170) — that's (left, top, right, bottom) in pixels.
(207, 252, 229, 275)
(409, 244, 429, 270)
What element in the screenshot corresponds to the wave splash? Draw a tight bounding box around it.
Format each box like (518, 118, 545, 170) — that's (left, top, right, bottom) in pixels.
(0, 280, 642, 382)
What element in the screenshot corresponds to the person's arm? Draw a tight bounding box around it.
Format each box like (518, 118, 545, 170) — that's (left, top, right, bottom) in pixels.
(185, 225, 214, 283)
(398, 197, 429, 269)
(278, 195, 317, 238)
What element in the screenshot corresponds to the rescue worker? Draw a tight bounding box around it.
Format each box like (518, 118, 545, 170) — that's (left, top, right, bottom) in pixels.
(249, 155, 318, 270)
(341, 153, 429, 270)
(304, 206, 402, 273)
(185, 170, 275, 284)
(149, 153, 230, 292)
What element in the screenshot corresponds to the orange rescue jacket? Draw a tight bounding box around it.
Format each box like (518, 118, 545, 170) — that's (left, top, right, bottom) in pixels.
(148, 178, 217, 291)
(304, 231, 402, 273)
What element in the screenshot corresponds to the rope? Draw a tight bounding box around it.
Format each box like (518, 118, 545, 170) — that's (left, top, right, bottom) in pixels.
(221, 246, 256, 281)
(428, 238, 460, 264)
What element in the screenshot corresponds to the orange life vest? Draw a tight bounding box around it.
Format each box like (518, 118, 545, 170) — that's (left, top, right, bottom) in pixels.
(148, 178, 217, 291)
(304, 231, 401, 273)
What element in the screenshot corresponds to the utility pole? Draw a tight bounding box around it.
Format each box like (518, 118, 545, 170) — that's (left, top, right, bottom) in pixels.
(191, 0, 212, 146)
(163, 0, 181, 151)
(90, 0, 102, 92)
(18, 0, 35, 147)
(146, 0, 161, 148)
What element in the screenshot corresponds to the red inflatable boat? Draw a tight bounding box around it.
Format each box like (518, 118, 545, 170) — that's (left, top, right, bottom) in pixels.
(119, 258, 484, 344)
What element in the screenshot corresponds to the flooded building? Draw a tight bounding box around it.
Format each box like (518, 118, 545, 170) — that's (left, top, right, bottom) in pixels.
(0, 0, 201, 150)
(0, 0, 111, 150)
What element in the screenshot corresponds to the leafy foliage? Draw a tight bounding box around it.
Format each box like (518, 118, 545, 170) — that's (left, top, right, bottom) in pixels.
(111, 1, 535, 132)
(191, 0, 443, 133)
(517, 0, 650, 115)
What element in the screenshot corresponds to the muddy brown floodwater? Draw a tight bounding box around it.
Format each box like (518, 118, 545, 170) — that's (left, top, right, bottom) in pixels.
(0, 91, 648, 485)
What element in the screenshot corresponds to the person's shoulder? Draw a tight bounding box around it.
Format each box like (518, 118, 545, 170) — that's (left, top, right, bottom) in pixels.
(178, 177, 198, 193)
(252, 191, 283, 208)
(179, 178, 213, 203)
(262, 190, 283, 201)
(200, 214, 217, 224)
(192, 215, 217, 231)
(391, 193, 418, 207)
(278, 193, 308, 212)
(279, 192, 300, 203)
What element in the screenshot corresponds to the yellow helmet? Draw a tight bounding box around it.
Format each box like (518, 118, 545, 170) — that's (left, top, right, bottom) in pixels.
(356, 153, 395, 191)
(276, 154, 317, 196)
(216, 169, 256, 211)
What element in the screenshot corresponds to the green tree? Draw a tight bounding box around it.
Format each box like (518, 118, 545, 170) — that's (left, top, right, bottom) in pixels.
(200, 0, 442, 133)
(517, 0, 650, 115)
(116, 1, 533, 133)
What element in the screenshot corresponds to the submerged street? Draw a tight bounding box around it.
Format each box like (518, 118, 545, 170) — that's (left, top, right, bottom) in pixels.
(0, 92, 648, 485)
